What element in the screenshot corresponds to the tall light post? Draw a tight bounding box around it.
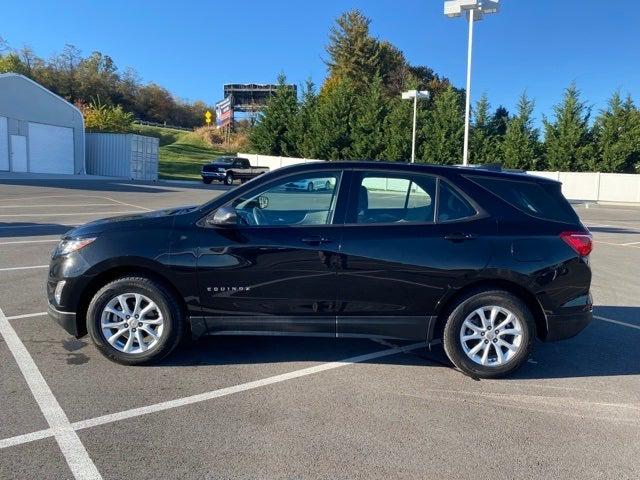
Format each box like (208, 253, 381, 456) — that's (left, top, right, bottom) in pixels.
(444, 0, 500, 166)
(401, 89, 430, 163)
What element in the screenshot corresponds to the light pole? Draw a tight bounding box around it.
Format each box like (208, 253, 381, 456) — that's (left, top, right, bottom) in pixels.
(401, 89, 430, 163)
(444, 0, 500, 166)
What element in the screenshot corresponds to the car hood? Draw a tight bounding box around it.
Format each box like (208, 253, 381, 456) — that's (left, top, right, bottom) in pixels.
(64, 205, 198, 237)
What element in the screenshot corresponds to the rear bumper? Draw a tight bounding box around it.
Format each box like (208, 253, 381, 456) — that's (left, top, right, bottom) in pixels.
(48, 302, 80, 338)
(544, 310, 592, 341)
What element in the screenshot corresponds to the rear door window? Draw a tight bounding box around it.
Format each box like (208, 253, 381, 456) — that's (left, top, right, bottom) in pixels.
(348, 172, 437, 224)
(468, 176, 578, 223)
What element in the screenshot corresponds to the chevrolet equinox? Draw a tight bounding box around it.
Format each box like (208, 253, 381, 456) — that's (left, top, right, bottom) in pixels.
(47, 162, 593, 378)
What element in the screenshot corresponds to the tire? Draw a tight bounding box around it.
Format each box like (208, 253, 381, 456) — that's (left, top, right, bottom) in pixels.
(307, 182, 314, 191)
(442, 289, 534, 379)
(202, 177, 212, 184)
(325, 181, 331, 190)
(86, 276, 184, 365)
(224, 173, 234, 186)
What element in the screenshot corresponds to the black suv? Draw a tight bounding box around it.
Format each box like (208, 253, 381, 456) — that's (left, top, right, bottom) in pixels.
(47, 162, 593, 378)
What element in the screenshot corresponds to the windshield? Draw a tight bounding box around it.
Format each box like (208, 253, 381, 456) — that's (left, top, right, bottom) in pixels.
(212, 158, 234, 165)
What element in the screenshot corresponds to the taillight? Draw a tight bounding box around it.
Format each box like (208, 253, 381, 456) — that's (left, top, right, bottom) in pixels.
(560, 231, 593, 257)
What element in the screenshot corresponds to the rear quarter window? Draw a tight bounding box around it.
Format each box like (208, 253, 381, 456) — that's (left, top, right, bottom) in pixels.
(468, 176, 578, 223)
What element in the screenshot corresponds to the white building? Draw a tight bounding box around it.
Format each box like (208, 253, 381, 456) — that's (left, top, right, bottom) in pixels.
(0, 73, 85, 174)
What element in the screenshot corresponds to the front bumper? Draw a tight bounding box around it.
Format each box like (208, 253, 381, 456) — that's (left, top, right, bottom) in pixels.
(544, 310, 592, 341)
(201, 171, 225, 180)
(48, 302, 80, 337)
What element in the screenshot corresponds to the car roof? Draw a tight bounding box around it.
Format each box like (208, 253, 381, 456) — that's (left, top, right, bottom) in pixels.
(274, 160, 560, 184)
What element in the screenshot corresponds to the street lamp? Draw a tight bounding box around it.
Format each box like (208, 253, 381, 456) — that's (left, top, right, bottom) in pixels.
(401, 89, 430, 163)
(444, 0, 500, 166)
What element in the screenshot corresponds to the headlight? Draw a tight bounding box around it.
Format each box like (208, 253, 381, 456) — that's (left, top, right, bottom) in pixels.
(55, 237, 96, 256)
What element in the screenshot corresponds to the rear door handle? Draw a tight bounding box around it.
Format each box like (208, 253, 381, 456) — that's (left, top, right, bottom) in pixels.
(444, 232, 477, 242)
(301, 236, 333, 245)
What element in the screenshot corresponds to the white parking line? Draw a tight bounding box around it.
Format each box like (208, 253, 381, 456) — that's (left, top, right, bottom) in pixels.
(0, 340, 424, 450)
(595, 315, 640, 331)
(0, 239, 59, 246)
(0, 211, 139, 218)
(5, 312, 47, 320)
(0, 308, 103, 479)
(101, 196, 153, 212)
(0, 265, 49, 272)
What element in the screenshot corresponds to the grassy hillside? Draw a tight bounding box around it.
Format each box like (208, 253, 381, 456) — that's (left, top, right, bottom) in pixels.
(130, 124, 235, 181)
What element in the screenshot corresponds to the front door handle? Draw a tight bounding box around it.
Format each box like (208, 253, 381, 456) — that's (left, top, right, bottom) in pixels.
(301, 236, 333, 245)
(444, 232, 477, 242)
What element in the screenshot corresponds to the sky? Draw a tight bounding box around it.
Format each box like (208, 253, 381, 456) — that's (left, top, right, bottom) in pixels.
(2, 0, 639, 125)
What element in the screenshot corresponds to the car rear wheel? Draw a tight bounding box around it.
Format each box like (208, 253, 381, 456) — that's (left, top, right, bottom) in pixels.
(325, 180, 331, 190)
(224, 173, 234, 186)
(86, 276, 184, 365)
(442, 290, 534, 378)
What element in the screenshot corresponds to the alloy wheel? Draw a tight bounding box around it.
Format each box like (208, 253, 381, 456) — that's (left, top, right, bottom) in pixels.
(459, 305, 523, 367)
(100, 293, 164, 354)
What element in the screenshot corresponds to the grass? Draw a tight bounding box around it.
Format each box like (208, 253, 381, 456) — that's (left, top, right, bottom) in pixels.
(130, 124, 235, 181)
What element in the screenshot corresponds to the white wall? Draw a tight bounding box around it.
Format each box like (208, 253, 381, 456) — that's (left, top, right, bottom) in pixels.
(528, 171, 640, 204)
(237, 154, 640, 204)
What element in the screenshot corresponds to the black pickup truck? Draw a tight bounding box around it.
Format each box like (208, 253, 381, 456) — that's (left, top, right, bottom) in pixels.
(201, 157, 269, 185)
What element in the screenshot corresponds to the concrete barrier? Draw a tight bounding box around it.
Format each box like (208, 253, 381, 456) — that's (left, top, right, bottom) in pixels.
(237, 154, 640, 205)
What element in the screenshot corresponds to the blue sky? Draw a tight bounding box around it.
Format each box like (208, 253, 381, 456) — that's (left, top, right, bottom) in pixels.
(2, 0, 639, 125)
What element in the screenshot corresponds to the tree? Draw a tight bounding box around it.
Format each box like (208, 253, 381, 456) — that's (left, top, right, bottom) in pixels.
(501, 92, 541, 170)
(593, 92, 640, 173)
(80, 98, 134, 132)
(307, 78, 356, 160)
(381, 97, 414, 161)
(286, 79, 318, 158)
(470, 94, 500, 164)
(325, 10, 380, 93)
(249, 73, 298, 156)
(544, 84, 594, 171)
(420, 87, 464, 165)
(349, 75, 388, 159)
(490, 105, 510, 137)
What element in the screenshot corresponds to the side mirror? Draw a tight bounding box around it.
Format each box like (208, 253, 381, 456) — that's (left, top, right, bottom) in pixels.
(207, 205, 237, 226)
(257, 195, 269, 209)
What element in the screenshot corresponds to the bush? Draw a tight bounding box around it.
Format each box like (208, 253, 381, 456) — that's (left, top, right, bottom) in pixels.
(79, 98, 134, 132)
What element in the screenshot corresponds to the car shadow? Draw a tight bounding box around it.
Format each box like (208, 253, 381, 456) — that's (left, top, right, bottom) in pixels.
(0, 222, 76, 238)
(509, 305, 640, 380)
(156, 305, 640, 380)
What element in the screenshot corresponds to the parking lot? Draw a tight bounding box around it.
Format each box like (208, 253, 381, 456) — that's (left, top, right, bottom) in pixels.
(0, 176, 639, 480)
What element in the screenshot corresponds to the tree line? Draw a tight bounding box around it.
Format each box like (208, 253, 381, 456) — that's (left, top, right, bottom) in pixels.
(250, 10, 640, 173)
(0, 38, 213, 129)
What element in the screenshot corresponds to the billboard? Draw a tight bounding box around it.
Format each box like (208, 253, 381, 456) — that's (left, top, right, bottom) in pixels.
(223, 84, 297, 112)
(215, 96, 233, 128)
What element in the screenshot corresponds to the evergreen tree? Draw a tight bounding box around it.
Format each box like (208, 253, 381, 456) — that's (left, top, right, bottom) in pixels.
(593, 92, 640, 173)
(287, 78, 318, 158)
(349, 75, 388, 159)
(307, 78, 356, 160)
(490, 106, 510, 137)
(420, 87, 464, 165)
(470, 94, 500, 164)
(381, 97, 414, 161)
(325, 10, 380, 93)
(501, 92, 541, 170)
(249, 73, 298, 156)
(543, 84, 594, 171)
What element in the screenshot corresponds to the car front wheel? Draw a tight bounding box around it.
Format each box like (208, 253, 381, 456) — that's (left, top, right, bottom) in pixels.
(86, 276, 184, 365)
(442, 289, 534, 378)
(224, 173, 234, 185)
